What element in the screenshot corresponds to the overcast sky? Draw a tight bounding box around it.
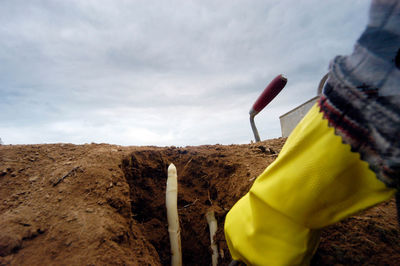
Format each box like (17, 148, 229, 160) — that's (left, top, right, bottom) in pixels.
(0, 0, 370, 146)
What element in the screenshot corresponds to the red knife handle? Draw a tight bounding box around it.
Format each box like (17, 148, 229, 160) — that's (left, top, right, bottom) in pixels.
(250, 74, 287, 115)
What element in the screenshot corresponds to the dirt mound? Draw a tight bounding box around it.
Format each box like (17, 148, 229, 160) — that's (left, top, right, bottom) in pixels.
(0, 139, 399, 265)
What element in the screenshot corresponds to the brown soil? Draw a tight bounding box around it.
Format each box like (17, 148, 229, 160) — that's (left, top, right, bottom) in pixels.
(0, 139, 399, 265)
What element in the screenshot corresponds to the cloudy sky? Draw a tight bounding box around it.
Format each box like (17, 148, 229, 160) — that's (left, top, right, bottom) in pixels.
(0, 0, 370, 146)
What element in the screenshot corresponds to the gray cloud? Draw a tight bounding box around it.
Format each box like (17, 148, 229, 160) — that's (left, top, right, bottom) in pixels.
(0, 0, 370, 145)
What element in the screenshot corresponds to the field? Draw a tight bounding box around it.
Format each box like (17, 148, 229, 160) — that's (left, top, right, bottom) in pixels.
(1, 139, 399, 265)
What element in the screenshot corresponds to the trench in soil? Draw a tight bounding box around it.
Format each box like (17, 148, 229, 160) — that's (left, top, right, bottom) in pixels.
(121, 148, 245, 266)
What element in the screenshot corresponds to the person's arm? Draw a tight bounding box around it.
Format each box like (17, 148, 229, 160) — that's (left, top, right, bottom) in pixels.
(225, 104, 395, 265)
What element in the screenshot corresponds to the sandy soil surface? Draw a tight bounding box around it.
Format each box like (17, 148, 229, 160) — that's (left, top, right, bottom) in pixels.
(0, 139, 399, 265)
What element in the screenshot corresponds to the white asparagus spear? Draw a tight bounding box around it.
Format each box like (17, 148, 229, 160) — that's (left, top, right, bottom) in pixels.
(206, 209, 219, 266)
(166, 163, 182, 266)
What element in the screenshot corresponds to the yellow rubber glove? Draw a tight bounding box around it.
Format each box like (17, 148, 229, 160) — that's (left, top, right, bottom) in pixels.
(224, 103, 396, 266)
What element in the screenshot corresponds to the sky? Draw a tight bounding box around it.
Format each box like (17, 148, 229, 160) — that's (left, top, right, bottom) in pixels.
(0, 0, 370, 146)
